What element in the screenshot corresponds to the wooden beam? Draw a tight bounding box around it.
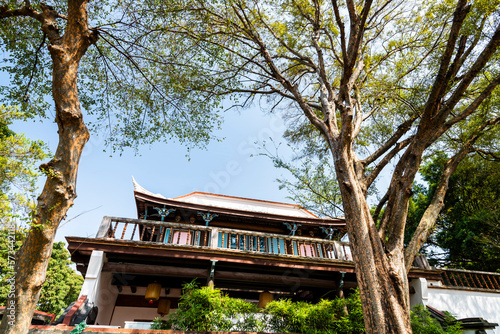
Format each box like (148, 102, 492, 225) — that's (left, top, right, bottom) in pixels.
(66, 238, 356, 273)
(215, 271, 340, 288)
(103, 262, 208, 278)
(103, 262, 355, 290)
(408, 269, 443, 280)
(78, 251, 93, 256)
(67, 238, 442, 282)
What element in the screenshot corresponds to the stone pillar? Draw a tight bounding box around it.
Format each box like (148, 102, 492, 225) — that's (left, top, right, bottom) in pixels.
(79, 251, 105, 304)
(409, 277, 428, 307)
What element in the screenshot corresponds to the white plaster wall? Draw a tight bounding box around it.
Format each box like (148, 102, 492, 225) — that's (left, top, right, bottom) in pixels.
(109, 307, 159, 328)
(94, 272, 119, 326)
(97, 285, 181, 326)
(410, 278, 428, 307)
(426, 287, 500, 334)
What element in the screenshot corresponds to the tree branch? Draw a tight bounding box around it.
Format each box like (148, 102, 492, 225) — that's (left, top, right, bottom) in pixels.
(331, 0, 347, 66)
(474, 148, 500, 161)
(439, 22, 500, 119)
(23, 33, 46, 102)
(373, 190, 389, 227)
(362, 135, 414, 191)
(435, 73, 500, 141)
(231, 2, 332, 138)
(362, 114, 418, 166)
(0, 3, 42, 20)
(421, 0, 470, 120)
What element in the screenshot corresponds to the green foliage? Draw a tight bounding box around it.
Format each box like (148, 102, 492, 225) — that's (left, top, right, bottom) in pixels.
(0, 229, 83, 315)
(153, 283, 364, 333)
(0, 1, 224, 155)
(152, 281, 261, 331)
(409, 153, 500, 271)
(0, 2, 53, 119)
(70, 321, 87, 334)
(264, 290, 365, 334)
(38, 242, 85, 315)
(411, 305, 462, 334)
(78, 0, 228, 153)
(152, 285, 462, 334)
(268, 150, 344, 218)
(0, 105, 49, 226)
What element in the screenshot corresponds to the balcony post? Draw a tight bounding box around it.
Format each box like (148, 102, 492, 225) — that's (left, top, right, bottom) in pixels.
(334, 241, 344, 260)
(210, 227, 219, 249)
(96, 217, 112, 238)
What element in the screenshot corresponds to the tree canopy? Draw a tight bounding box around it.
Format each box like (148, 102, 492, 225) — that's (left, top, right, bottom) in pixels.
(0, 2, 223, 151)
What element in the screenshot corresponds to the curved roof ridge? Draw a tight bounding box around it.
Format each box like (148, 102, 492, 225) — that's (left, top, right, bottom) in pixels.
(132, 176, 167, 199)
(171, 191, 318, 219)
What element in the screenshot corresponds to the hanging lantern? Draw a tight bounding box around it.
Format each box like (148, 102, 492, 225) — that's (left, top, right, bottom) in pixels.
(145, 282, 161, 303)
(258, 291, 273, 308)
(157, 298, 171, 316)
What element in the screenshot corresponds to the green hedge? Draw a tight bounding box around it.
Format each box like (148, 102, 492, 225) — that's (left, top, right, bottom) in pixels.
(264, 291, 364, 334)
(152, 281, 262, 331)
(411, 305, 462, 334)
(152, 281, 461, 333)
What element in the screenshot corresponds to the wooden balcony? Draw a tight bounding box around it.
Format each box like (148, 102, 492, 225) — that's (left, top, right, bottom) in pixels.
(96, 216, 353, 262)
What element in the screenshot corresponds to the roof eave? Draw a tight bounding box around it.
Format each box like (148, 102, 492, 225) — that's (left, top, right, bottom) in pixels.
(134, 191, 345, 227)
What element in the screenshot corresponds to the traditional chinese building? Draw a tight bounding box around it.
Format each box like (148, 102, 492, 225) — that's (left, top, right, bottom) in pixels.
(62, 179, 499, 331)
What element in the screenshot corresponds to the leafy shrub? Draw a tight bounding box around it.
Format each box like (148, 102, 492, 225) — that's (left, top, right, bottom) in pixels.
(151, 283, 461, 334)
(264, 290, 365, 334)
(411, 304, 462, 334)
(151, 280, 263, 331)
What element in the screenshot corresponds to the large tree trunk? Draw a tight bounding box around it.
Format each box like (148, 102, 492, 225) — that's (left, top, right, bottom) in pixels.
(333, 146, 411, 333)
(0, 2, 96, 333)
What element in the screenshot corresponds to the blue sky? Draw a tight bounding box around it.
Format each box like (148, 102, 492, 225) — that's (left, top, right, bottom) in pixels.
(12, 104, 296, 243)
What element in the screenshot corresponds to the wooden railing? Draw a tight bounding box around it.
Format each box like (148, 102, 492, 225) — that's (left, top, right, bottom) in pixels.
(441, 268, 500, 290)
(215, 227, 352, 260)
(97, 216, 352, 261)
